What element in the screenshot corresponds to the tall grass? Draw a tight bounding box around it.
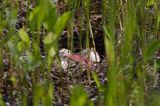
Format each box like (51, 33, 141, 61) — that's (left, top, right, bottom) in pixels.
(0, 0, 160, 105)
(102, 0, 160, 106)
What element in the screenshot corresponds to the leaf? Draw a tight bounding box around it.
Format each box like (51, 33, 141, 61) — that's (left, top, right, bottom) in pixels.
(147, 0, 155, 7)
(0, 93, 4, 106)
(43, 32, 53, 44)
(42, 84, 53, 106)
(26, 51, 34, 65)
(104, 27, 115, 63)
(44, 0, 57, 31)
(92, 72, 101, 91)
(33, 83, 45, 106)
(48, 47, 56, 58)
(70, 86, 93, 106)
(17, 41, 25, 52)
(53, 11, 72, 40)
(48, 84, 54, 99)
(29, 7, 40, 22)
(18, 29, 30, 44)
(144, 40, 160, 61)
(29, 0, 57, 30)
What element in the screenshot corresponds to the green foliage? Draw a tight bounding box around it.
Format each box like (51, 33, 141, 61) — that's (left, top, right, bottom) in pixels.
(53, 11, 72, 39)
(29, 0, 57, 31)
(92, 72, 101, 92)
(144, 40, 160, 61)
(0, 94, 5, 106)
(18, 29, 30, 49)
(70, 86, 93, 106)
(33, 83, 53, 106)
(102, 0, 160, 106)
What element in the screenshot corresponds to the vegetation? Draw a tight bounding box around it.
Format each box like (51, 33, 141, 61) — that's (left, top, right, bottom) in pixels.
(0, 0, 160, 105)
